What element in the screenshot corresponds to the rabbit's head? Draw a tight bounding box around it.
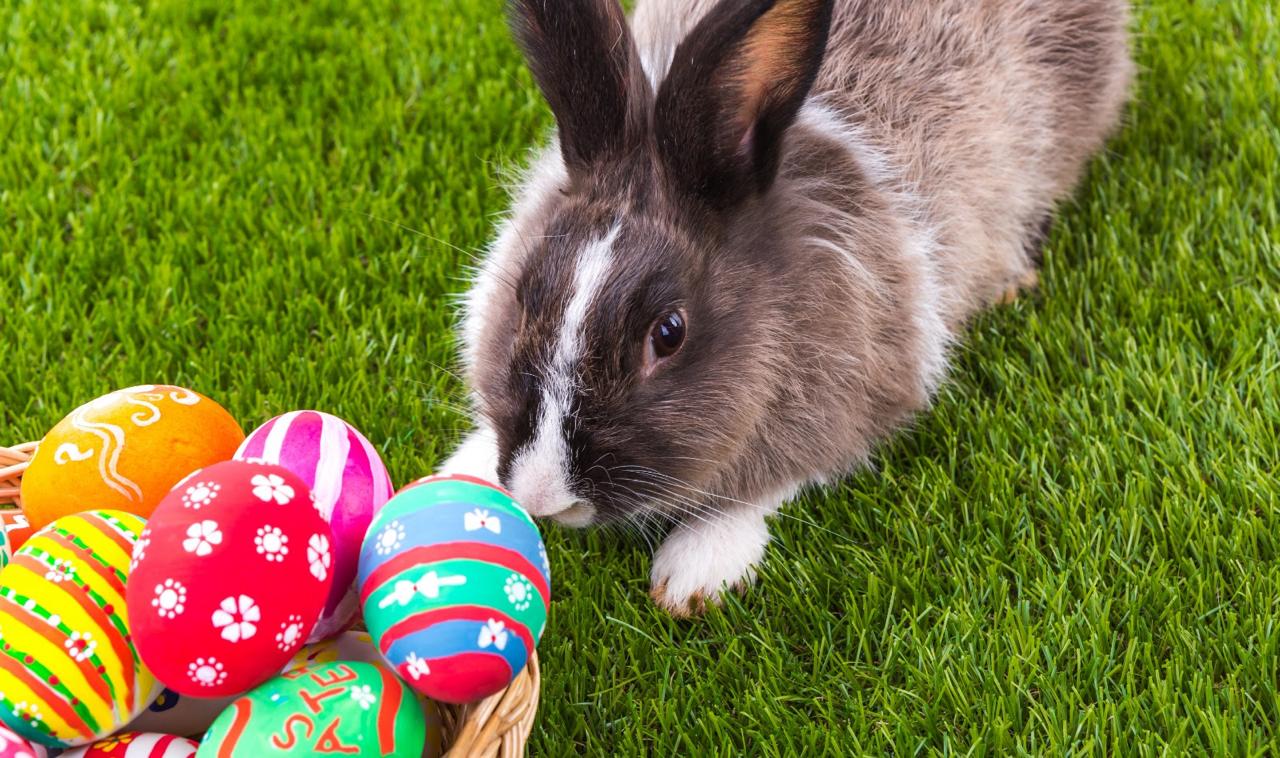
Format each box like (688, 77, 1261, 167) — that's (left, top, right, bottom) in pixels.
(463, 0, 835, 526)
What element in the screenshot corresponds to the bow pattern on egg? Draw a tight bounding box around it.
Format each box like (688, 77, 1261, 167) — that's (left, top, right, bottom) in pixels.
(377, 570, 468, 609)
(477, 619, 509, 651)
(464, 508, 501, 534)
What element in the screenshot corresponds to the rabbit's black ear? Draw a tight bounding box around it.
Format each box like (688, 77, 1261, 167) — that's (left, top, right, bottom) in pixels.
(655, 0, 834, 209)
(509, 0, 652, 174)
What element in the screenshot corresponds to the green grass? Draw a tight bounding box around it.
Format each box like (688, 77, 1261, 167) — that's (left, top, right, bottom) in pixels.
(2, 0, 1277, 753)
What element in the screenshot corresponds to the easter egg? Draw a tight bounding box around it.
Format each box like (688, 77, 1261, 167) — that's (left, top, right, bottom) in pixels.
(234, 411, 393, 642)
(20, 386, 244, 531)
(289, 633, 442, 754)
(60, 732, 198, 758)
(127, 633, 441, 751)
(0, 510, 36, 554)
(359, 474, 550, 704)
(197, 662, 431, 757)
(127, 460, 334, 698)
(0, 723, 46, 758)
(0, 526, 10, 570)
(284, 632, 442, 753)
(0, 511, 161, 748)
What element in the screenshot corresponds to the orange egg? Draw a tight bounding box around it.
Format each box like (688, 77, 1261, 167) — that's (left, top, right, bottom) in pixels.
(20, 385, 244, 530)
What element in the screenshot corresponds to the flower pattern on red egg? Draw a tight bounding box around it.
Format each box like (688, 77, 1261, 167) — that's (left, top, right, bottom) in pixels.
(127, 460, 334, 697)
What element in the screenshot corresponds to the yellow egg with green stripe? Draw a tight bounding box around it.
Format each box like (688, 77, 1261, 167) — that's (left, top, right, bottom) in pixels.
(0, 510, 161, 748)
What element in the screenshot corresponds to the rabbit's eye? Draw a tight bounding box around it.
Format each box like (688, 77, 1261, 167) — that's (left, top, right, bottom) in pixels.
(650, 311, 686, 359)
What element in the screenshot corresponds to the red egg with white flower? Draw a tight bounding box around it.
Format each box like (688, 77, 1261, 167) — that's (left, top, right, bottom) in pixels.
(126, 460, 335, 698)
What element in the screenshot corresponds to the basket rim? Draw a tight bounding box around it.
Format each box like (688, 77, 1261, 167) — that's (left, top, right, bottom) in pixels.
(0, 441, 37, 506)
(1, 438, 540, 756)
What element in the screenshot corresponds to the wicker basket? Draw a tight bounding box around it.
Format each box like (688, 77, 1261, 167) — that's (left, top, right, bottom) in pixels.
(0, 441, 540, 757)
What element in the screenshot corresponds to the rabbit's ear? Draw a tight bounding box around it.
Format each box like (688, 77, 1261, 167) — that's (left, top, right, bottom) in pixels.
(655, 0, 834, 209)
(509, 0, 652, 174)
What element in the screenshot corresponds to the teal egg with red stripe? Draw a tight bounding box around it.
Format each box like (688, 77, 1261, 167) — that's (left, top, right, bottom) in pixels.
(358, 475, 549, 704)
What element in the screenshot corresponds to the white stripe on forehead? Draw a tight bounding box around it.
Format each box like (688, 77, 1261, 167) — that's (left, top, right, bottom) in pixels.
(509, 223, 620, 517)
(554, 225, 620, 374)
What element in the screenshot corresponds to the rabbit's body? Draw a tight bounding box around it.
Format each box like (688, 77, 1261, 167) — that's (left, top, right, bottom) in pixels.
(447, 0, 1131, 615)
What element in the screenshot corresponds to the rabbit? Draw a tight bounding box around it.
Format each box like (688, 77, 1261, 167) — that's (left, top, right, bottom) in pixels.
(444, 0, 1133, 616)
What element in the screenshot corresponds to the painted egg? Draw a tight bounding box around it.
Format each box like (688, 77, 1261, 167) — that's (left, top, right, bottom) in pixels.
(0, 510, 36, 553)
(0, 723, 46, 758)
(234, 411, 393, 642)
(197, 662, 430, 757)
(20, 386, 244, 531)
(60, 732, 198, 758)
(300, 632, 443, 753)
(293, 633, 442, 755)
(0, 511, 160, 748)
(127, 460, 334, 698)
(358, 474, 550, 704)
(128, 633, 441, 752)
(0, 526, 9, 570)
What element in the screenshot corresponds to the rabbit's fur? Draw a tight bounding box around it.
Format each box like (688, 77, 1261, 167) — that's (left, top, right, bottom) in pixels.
(446, 0, 1132, 615)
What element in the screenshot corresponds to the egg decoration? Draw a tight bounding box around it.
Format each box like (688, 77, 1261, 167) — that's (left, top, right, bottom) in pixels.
(197, 662, 431, 757)
(59, 732, 198, 758)
(0, 723, 46, 758)
(358, 474, 550, 704)
(296, 632, 442, 754)
(234, 411, 393, 642)
(20, 386, 244, 531)
(0, 511, 161, 748)
(127, 460, 334, 698)
(0, 526, 10, 570)
(287, 632, 442, 753)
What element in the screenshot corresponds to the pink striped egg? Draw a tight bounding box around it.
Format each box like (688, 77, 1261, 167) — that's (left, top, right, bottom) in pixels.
(0, 722, 46, 758)
(234, 412, 393, 641)
(60, 732, 197, 758)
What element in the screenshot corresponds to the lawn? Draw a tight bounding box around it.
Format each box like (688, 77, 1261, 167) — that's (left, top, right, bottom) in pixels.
(2, 0, 1278, 753)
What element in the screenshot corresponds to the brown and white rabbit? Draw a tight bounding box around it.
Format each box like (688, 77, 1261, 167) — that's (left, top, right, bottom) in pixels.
(444, 0, 1133, 615)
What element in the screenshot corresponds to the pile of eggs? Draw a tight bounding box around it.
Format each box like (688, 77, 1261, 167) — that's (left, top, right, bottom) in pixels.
(0, 386, 550, 755)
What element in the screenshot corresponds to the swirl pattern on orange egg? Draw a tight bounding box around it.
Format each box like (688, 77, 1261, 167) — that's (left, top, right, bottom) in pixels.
(20, 386, 244, 530)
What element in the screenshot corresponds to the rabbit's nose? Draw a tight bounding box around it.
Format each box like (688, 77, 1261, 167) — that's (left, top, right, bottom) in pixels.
(508, 462, 597, 527)
(544, 500, 597, 528)
(518, 487, 575, 517)
(516, 486, 595, 526)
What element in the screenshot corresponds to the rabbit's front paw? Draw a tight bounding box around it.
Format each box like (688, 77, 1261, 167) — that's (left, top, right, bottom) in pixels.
(649, 509, 771, 617)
